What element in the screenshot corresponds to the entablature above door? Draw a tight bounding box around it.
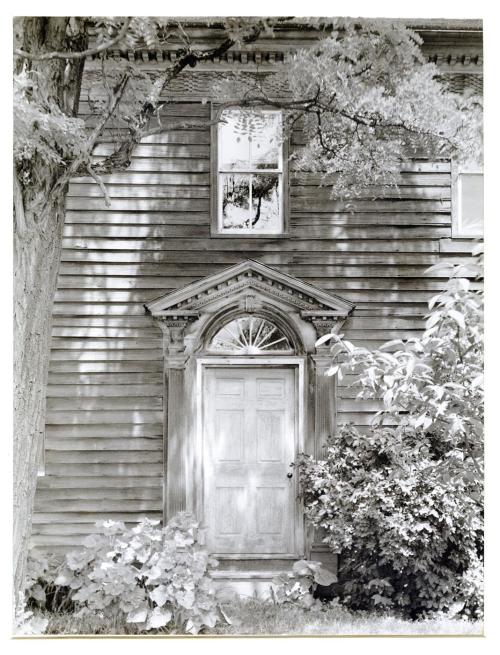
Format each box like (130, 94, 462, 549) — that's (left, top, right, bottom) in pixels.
(144, 259, 355, 359)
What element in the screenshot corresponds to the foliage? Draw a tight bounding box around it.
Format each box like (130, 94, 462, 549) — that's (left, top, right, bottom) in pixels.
(14, 593, 49, 635)
(215, 19, 482, 197)
(298, 249, 483, 618)
(14, 70, 87, 172)
(271, 559, 337, 608)
(25, 551, 72, 613)
(41, 514, 226, 634)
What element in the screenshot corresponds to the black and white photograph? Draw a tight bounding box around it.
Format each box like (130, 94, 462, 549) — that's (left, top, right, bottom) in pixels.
(10, 3, 488, 641)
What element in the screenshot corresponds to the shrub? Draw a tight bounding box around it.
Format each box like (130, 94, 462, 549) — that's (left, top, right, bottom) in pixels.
(271, 559, 337, 608)
(298, 249, 483, 619)
(45, 513, 226, 634)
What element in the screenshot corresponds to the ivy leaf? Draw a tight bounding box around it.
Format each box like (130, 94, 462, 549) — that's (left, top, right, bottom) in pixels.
(127, 608, 148, 623)
(325, 365, 339, 377)
(149, 585, 169, 607)
(313, 567, 337, 586)
(146, 606, 172, 629)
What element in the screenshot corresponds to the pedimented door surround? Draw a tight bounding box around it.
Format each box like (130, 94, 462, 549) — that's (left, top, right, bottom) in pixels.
(145, 260, 355, 560)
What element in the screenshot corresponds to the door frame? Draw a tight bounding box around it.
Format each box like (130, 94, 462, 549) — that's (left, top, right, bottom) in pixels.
(194, 356, 306, 559)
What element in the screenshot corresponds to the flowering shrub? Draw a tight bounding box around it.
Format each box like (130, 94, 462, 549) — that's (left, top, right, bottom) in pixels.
(298, 249, 483, 619)
(54, 513, 226, 634)
(272, 559, 337, 609)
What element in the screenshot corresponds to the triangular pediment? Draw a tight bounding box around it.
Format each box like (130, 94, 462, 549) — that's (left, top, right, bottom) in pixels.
(145, 260, 355, 318)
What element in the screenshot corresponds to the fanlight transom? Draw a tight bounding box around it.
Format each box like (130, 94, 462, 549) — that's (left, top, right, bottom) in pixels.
(208, 316, 292, 354)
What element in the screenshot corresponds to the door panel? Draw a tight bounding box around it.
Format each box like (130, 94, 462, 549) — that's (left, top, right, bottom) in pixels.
(204, 367, 296, 555)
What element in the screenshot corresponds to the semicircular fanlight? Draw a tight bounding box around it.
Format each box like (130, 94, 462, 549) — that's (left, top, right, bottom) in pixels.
(209, 316, 292, 354)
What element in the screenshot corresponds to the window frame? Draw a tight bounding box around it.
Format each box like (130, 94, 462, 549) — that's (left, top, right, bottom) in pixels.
(210, 104, 289, 238)
(451, 159, 484, 238)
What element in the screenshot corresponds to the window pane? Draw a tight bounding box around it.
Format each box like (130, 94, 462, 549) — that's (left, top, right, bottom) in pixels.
(209, 317, 292, 354)
(219, 109, 281, 171)
(251, 174, 280, 231)
(460, 174, 484, 235)
(219, 110, 251, 171)
(221, 174, 250, 229)
(250, 113, 281, 170)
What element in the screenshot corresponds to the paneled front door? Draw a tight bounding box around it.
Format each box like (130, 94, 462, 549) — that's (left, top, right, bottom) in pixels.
(203, 367, 297, 556)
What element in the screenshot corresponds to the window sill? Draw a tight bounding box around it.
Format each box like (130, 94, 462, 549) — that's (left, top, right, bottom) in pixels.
(210, 230, 289, 239)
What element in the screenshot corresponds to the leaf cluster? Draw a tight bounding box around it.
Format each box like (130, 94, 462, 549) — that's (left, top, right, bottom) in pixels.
(271, 559, 337, 609)
(298, 248, 483, 618)
(27, 513, 228, 635)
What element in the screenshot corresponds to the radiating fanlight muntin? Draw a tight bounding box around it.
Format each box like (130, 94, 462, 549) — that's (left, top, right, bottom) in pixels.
(209, 316, 292, 354)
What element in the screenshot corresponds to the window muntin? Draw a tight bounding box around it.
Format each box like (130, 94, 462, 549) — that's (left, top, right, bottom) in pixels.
(457, 172, 484, 236)
(217, 109, 283, 234)
(208, 317, 292, 354)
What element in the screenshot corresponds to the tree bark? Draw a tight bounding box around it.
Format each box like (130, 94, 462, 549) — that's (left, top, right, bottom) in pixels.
(13, 17, 86, 602)
(13, 184, 67, 600)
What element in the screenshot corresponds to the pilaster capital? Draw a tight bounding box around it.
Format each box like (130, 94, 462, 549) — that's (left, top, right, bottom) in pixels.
(152, 311, 199, 357)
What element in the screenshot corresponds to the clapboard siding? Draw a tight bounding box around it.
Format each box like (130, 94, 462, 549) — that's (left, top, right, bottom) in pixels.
(32, 52, 481, 549)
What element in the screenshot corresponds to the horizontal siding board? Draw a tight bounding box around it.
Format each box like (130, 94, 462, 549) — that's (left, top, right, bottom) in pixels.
(46, 410, 163, 424)
(36, 476, 162, 488)
(46, 438, 163, 451)
(54, 277, 452, 291)
(59, 250, 444, 265)
(36, 487, 162, 500)
(47, 384, 163, 396)
(290, 186, 451, 200)
(52, 289, 442, 303)
(67, 185, 210, 199)
(60, 238, 440, 251)
(46, 397, 162, 410)
(50, 338, 161, 349)
(91, 157, 211, 172)
(57, 264, 449, 279)
(45, 451, 163, 464)
(47, 373, 163, 385)
(44, 463, 164, 476)
(62, 212, 450, 227)
(70, 172, 210, 185)
(65, 197, 209, 211)
(62, 224, 449, 239)
(92, 144, 209, 158)
(49, 348, 163, 360)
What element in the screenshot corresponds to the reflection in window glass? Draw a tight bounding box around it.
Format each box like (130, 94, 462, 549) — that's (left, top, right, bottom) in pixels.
(251, 175, 280, 231)
(221, 174, 249, 229)
(459, 173, 484, 235)
(218, 109, 283, 234)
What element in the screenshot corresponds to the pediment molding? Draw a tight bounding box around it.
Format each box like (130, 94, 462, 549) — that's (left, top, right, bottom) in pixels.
(145, 260, 355, 319)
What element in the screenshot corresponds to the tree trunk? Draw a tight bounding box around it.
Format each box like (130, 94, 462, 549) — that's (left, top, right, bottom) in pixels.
(13, 184, 67, 600)
(13, 17, 86, 603)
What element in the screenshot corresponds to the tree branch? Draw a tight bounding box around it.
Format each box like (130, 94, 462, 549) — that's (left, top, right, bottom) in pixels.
(14, 18, 131, 61)
(87, 21, 274, 175)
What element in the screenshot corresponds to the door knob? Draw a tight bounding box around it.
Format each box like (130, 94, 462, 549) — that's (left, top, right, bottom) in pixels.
(287, 472, 293, 479)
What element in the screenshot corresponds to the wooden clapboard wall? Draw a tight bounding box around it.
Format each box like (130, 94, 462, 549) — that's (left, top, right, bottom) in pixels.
(31, 23, 482, 552)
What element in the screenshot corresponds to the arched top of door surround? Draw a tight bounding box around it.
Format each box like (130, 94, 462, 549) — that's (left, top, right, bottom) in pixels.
(144, 260, 355, 362)
(208, 315, 294, 355)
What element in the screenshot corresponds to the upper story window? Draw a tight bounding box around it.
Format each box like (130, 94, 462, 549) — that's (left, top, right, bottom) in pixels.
(215, 108, 284, 235)
(452, 167, 484, 237)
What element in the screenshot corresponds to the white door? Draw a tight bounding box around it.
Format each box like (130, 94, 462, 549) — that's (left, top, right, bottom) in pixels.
(203, 367, 297, 556)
